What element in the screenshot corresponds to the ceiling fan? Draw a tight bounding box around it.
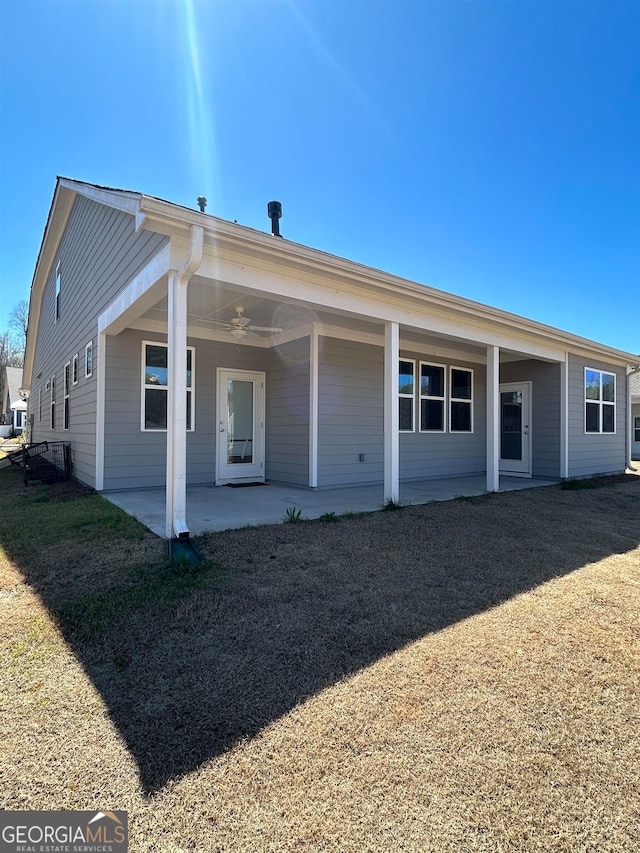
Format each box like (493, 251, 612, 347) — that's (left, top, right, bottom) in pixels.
(208, 306, 283, 340)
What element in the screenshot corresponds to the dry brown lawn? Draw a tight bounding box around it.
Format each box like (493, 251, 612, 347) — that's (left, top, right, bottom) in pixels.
(1, 470, 639, 852)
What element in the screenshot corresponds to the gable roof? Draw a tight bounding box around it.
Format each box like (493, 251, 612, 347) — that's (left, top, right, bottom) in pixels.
(23, 177, 640, 387)
(2, 366, 24, 414)
(4, 366, 23, 402)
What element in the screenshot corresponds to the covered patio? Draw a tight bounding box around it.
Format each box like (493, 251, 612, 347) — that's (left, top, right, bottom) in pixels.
(104, 473, 558, 537)
(95, 216, 570, 540)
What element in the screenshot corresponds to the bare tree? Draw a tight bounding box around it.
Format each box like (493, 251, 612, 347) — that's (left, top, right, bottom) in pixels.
(8, 299, 28, 357)
(0, 330, 23, 370)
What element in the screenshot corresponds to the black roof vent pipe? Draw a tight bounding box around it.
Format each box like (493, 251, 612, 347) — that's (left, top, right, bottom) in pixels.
(267, 201, 282, 237)
(197, 196, 207, 213)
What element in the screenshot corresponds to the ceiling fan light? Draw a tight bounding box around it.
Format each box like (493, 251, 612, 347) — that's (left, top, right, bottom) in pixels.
(231, 327, 248, 340)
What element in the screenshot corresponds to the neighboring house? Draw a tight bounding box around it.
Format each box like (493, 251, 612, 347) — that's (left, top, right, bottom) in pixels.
(21, 178, 640, 537)
(631, 372, 640, 462)
(0, 366, 26, 437)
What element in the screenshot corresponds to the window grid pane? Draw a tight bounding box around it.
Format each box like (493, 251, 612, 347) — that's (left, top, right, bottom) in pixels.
(421, 399, 444, 431)
(399, 361, 414, 396)
(145, 389, 167, 430)
(602, 404, 615, 433)
(451, 369, 472, 400)
(585, 369, 601, 400)
(451, 401, 472, 432)
(602, 373, 615, 403)
(399, 397, 413, 432)
(585, 402, 600, 433)
(420, 364, 444, 399)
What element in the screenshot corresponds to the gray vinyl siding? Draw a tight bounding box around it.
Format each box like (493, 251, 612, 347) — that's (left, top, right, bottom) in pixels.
(317, 338, 384, 487)
(29, 195, 168, 487)
(567, 354, 626, 477)
(632, 403, 640, 461)
(317, 339, 489, 487)
(400, 355, 486, 480)
(103, 329, 267, 490)
(266, 338, 310, 485)
(500, 360, 561, 478)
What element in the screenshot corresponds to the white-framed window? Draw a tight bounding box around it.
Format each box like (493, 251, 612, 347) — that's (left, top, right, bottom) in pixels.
(398, 359, 415, 432)
(141, 341, 195, 431)
(63, 361, 70, 430)
(54, 262, 61, 322)
(50, 375, 56, 430)
(15, 410, 25, 430)
(85, 341, 93, 379)
(634, 416, 640, 443)
(419, 362, 446, 432)
(585, 368, 615, 433)
(450, 367, 473, 433)
(72, 353, 79, 385)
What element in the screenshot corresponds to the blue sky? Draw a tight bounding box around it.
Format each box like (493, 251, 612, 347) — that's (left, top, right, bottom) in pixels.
(0, 0, 638, 353)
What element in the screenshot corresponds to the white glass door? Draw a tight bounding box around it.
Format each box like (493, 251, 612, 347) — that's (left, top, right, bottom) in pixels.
(499, 382, 532, 476)
(216, 369, 265, 484)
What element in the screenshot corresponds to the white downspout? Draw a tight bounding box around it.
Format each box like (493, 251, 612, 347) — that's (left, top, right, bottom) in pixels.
(384, 321, 400, 503)
(166, 225, 204, 539)
(626, 365, 640, 472)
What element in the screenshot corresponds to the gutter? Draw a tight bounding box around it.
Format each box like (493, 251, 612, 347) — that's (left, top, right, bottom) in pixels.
(626, 364, 640, 472)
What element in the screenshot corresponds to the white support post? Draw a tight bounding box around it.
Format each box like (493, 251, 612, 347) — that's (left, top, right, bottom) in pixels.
(486, 345, 500, 492)
(560, 353, 569, 478)
(384, 321, 400, 503)
(164, 225, 204, 539)
(165, 270, 189, 539)
(309, 325, 319, 487)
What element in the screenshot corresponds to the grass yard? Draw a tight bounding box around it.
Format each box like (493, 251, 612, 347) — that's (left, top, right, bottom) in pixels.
(0, 464, 639, 852)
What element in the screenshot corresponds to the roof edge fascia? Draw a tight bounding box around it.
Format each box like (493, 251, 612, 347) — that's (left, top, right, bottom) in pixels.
(139, 195, 638, 366)
(23, 179, 144, 385)
(58, 177, 141, 215)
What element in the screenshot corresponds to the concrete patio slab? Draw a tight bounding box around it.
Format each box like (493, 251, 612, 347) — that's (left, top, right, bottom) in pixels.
(104, 474, 559, 537)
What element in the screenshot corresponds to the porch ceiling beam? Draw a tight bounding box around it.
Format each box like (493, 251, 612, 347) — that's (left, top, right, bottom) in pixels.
(194, 254, 567, 364)
(98, 243, 171, 336)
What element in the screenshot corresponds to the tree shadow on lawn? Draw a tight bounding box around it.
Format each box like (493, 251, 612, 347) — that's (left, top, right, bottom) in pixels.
(6, 476, 640, 793)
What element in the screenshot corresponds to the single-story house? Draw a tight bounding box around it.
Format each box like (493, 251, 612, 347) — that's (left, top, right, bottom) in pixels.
(22, 177, 640, 538)
(0, 366, 26, 438)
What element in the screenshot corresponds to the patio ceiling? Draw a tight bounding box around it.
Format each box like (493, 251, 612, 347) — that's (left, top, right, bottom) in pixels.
(130, 278, 539, 365)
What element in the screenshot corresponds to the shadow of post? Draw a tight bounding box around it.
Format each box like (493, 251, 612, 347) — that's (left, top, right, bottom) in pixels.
(3, 475, 639, 792)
